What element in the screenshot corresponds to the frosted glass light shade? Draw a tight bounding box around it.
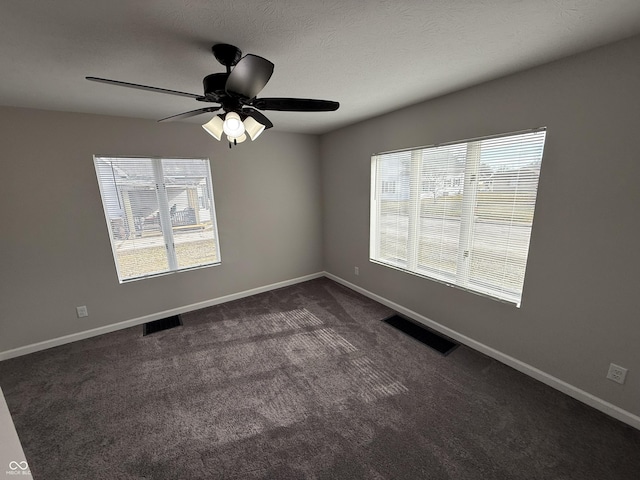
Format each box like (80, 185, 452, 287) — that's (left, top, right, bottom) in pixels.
(243, 116, 266, 141)
(227, 133, 247, 144)
(202, 116, 224, 141)
(223, 112, 245, 137)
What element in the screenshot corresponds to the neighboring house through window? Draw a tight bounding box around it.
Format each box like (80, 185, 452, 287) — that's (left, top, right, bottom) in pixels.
(381, 181, 398, 194)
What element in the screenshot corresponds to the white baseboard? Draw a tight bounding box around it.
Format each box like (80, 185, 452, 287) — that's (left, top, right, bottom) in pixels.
(0, 272, 323, 362)
(324, 271, 640, 431)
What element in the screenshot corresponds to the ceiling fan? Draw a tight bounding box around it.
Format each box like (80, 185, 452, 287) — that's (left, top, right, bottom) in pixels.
(86, 43, 339, 146)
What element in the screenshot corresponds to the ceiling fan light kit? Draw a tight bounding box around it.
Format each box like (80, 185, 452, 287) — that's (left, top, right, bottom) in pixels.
(87, 43, 339, 148)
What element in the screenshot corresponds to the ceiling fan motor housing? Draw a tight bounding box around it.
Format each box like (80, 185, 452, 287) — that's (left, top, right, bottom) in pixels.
(203, 73, 228, 97)
(202, 73, 243, 112)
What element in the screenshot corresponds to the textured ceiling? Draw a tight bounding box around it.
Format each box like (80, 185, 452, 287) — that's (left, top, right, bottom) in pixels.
(2, 1, 640, 134)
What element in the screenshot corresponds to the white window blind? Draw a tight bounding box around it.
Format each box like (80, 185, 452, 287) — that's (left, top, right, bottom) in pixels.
(370, 129, 546, 306)
(94, 156, 221, 282)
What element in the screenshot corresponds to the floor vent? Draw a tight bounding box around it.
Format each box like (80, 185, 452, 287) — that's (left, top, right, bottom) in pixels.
(383, 315, 458, 356)
(143, 315, 182, 336)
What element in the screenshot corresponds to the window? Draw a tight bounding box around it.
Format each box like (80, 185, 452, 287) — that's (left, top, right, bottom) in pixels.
(94, 156, 221, 282)
(370, 129, 546, 306)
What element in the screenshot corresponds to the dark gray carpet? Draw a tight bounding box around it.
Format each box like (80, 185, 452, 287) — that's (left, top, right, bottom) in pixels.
(1, 278, 639, 479)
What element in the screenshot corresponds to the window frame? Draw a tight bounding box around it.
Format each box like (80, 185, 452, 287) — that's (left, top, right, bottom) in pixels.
(94, 155, 222, 283)
(369, 128, 546, 307)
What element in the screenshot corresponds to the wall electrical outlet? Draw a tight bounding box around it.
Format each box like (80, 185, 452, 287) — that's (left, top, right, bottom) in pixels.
(76, 305, 89, 318)
(606, 363, 627, 384)
(354, 266, 359, 276)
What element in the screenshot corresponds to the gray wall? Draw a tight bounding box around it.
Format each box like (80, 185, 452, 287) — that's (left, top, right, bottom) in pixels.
(321, 36, 640, 416)
(0, 108, 323, 352)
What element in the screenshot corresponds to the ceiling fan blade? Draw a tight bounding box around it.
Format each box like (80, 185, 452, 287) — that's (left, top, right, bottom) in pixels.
(86, 76, 202, 99)
(252, 98, 339, 112)
(242, 107, 273, 129)
(225, 55, 274, 98)
(157, 107, 220, 123)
